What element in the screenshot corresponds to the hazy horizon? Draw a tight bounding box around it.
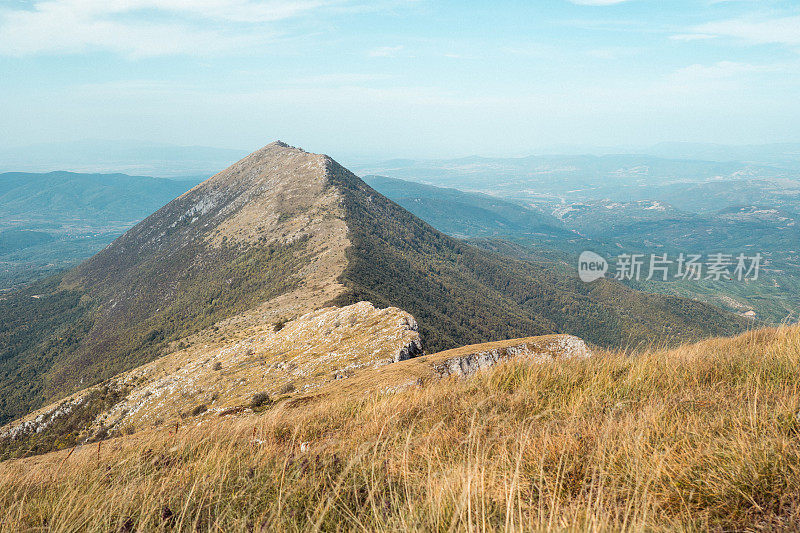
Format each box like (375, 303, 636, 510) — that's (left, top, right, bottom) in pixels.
(4, 138, 800, 179)
(2, 1, 799, 159)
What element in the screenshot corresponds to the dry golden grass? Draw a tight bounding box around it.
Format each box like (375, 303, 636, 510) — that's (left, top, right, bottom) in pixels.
(2, 325, 799, 532)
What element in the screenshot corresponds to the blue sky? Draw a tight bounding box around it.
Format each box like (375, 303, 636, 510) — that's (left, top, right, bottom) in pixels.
(1, 0, 799, 159)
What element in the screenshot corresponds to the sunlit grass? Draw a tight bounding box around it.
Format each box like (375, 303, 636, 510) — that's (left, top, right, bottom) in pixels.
(2, 325, 799, 531)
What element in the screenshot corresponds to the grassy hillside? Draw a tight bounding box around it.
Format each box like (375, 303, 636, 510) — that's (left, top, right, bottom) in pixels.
(0, 238, 309, 425)
(0, 302, 423, 461)
(2, 325, 798, 531)
(330, 160, 748, 353)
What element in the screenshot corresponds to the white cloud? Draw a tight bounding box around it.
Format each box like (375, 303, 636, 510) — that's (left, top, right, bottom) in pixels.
(586, 46, 641, 60)
(567, 0, 630, 5)
(671, 61, 780, 80)
(670, 33, 715, 41)
(679, 15, 800, 46)
(587, 49, 617, 59)
(502, 43, 556, 58)
(284, 72, 397, 85)
(663, 60, 789, 94)
(368, 45, 404, 57)
(0, 0, 333, 57)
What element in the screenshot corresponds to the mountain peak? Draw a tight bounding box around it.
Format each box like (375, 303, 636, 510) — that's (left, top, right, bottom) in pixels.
(196, 140, 325, 197)
(267, 140, 292, 148)
(247, 140, 306, 158)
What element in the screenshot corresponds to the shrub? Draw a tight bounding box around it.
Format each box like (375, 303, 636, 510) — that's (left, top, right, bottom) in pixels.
(279, 382, 296, 394)
(93, 425, 109, 442)
(250, 392, 271, 409)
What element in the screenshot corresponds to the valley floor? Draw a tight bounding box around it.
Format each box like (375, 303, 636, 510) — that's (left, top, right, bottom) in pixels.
(2, 325, 799, 531)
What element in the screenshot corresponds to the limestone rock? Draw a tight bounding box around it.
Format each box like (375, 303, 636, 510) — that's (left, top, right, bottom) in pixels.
(432, 335, 591, 379)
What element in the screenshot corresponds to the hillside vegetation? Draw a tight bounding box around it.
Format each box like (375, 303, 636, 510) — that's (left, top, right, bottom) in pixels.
(0, 302, 422, 460)
(0, 239, 311, 426)
(330, 159, 747, 353)
(363, 174, 567, 239)
(1, 325, 798, 531)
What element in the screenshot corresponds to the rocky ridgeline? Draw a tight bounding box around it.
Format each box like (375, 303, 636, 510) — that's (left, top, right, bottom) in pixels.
(1, 395, 89, 441)
(279, 302, 422, 365)
(1, 302, 421, 448)
(1, 301, 594, 460)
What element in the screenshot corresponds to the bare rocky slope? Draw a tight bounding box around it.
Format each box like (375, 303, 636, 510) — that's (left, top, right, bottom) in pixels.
(1, 302, 423, 455)
(0, 142, 748, 431)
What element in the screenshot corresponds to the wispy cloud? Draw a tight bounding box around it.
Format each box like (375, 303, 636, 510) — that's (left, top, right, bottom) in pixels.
(670, 33, 715, 42)
(567, 0, 630, 5)
(368, 45, 405, 57)
(678, 14, 800, 46)
(586, 46, 642, 60)
(663, 60, 790, 94)
(502, 43, 557, 58)
(671, 61, 782, 80)
(0, 0, 335, 57)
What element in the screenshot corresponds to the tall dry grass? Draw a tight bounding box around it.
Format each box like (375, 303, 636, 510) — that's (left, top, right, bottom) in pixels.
(1, 326, 799, 532)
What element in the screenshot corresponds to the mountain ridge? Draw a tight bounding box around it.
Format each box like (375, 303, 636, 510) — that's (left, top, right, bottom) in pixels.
(0, 142, 749, 426)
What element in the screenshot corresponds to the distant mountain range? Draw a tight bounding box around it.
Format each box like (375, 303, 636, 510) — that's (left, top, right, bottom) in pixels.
(353, 154, 799, 202)
(0, 171, 199, 225)
(0, 140, 246, 178)
(363, 175, 568, 239)
(365, 174, 800, 324)
(0, 171, 198, 289)
(635, 142, 800, 164)
(463, 142, 800, 163)
(5, 140, 800, 180)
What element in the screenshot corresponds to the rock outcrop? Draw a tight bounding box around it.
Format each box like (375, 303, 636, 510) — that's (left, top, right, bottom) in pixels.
(432, 335, 591, 378)
(308, 333, 594, 401)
